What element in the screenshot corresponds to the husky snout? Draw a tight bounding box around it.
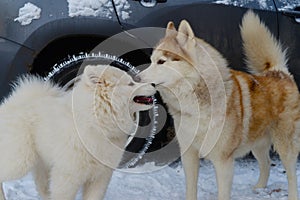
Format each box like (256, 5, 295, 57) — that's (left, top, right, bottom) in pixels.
(134, 74, 156, 85)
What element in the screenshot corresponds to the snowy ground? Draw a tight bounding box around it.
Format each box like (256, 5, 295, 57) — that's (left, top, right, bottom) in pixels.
(3, 158, 300, 200)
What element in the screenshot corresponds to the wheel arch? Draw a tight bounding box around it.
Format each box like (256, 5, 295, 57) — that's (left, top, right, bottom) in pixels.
(30, 35, 108, 76)
(24, 18, 123, 74)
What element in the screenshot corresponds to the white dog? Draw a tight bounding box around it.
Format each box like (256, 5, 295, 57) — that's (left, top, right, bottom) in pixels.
(0, 65, 155, 200)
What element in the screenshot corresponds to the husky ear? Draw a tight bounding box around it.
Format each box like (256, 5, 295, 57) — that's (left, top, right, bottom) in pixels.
(165, 21, 176, 37)
(83, 65, 105, 86)
(176, 20, 195, 46)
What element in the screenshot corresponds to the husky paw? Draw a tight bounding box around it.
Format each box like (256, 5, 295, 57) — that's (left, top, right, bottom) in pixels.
(253, 183, 267, 190)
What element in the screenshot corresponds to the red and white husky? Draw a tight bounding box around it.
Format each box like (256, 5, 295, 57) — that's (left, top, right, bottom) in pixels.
(138, 11, 300, 200)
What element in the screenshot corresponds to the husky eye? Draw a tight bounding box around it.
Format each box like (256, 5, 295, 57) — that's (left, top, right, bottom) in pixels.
(157, 59, 166, 65)
(128, 82, 134, 86)
(172, 57, 180, 61)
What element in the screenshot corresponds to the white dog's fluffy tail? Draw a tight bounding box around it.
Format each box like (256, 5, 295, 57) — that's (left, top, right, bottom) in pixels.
(240, 10, 289, 75)
(2, 75, 63, 105)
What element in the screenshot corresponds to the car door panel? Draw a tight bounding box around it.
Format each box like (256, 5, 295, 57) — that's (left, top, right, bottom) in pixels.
(274, 0, 300, 88)
(116, 0, 277, 70)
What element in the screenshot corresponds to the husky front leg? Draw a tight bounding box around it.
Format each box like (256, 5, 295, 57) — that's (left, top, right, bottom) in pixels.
(181, 147, 199, 200)
(212, 157, 234, 200)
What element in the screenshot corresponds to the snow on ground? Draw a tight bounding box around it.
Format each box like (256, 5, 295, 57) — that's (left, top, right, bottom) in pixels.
(3, 158, 299, 200)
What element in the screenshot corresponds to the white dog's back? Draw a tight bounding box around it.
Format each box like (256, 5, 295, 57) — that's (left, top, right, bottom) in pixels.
(2, 76, 64, 107)
(0, 77, 65, 181)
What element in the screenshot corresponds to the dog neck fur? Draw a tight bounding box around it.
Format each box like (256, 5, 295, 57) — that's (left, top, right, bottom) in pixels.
(72, 68, 135, 139)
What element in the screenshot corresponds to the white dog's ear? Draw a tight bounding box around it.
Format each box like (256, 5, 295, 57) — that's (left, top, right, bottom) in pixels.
(83, 65, 105, 86)
(176, 20, 195, 46)
(165, 21, 177, 37)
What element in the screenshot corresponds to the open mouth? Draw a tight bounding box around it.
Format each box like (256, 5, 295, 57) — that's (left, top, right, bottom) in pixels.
(133, 95, 154, 105)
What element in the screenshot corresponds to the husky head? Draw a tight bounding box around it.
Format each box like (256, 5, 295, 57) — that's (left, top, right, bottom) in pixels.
(137, 20, 202, 90)
(137, 20, 229, 93)
(81, 65, 156, 117)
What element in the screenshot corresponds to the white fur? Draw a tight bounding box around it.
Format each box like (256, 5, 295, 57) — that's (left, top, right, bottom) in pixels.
(0, 65, 155, 200)
(241, 10, 289, 74)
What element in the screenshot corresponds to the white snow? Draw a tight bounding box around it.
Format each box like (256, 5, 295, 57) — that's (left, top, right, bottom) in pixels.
(114, 0, 131, 20)
(67, 0, 131, 20)
(259, 0, 267, 9)
(14, 3, 41, 26)
(3, 158, 299, 199)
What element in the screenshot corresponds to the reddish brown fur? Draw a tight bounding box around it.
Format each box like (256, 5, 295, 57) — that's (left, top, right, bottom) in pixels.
(230, 70, 300, 143)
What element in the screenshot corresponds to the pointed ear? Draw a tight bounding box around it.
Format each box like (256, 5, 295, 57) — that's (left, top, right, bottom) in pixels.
(165, 21, 176, 37)
(176, 20, 195, 46)
(178, 20, 194, 37)
(83, 65, 105, 86)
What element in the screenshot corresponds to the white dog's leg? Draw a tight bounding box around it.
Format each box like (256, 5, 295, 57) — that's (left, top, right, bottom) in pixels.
(49, 168, 81, 200)
(212, 157, 234, 200)
(33, 160, 50, 199)
(0, 184, 5, 200)
(83, 168, 113, 200)
(251, 136, 271, 188)
(181, 147, 199, 200)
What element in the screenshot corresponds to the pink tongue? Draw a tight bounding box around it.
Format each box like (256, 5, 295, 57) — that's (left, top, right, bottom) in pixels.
(134, 96, 153, 104)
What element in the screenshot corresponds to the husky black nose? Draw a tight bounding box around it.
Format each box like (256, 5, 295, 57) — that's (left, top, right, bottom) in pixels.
(151, 83, 156, 87)
(133, 75, 141, 82)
